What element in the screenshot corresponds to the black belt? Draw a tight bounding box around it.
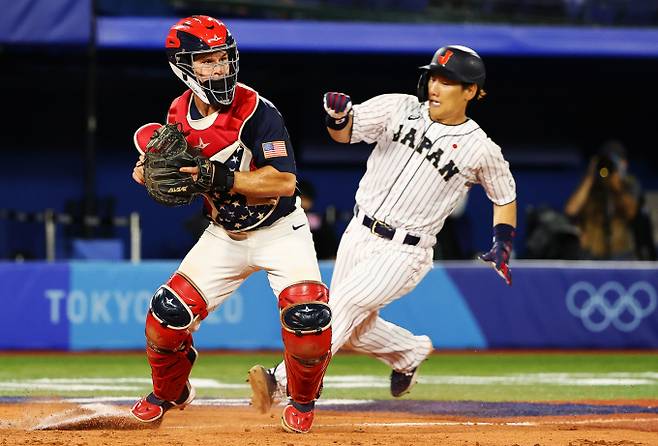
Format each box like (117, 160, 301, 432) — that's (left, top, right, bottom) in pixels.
(361, 215, 420, 246)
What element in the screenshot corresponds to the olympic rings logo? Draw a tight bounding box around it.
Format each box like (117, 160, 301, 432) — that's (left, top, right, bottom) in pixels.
(565, 281, 657, 332)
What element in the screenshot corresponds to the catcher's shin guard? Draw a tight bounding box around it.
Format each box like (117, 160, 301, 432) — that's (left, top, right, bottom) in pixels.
(279, 281, 332, 404)
(144, 272, 208, 401)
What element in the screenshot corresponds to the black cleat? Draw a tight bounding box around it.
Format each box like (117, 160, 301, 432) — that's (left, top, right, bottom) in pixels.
(390, 367, 419, 398)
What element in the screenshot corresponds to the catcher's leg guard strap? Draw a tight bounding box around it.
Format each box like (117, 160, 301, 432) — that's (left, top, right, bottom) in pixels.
(279, 281, 332, 404)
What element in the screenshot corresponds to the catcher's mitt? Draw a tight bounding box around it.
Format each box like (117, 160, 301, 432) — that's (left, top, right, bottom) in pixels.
(142, 123, 213, 207)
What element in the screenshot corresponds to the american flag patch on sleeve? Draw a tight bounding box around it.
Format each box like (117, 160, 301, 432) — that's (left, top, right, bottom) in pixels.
(262, 140, 288, 159)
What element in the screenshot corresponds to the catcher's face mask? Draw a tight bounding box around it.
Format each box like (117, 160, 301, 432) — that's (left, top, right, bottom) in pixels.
(165, 15, 240, 106)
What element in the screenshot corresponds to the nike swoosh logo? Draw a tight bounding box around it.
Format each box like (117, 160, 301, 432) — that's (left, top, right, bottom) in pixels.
(292, 224, 306, 230)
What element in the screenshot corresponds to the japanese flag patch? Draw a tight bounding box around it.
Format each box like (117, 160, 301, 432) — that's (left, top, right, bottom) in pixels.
(262, 140, 288, 159)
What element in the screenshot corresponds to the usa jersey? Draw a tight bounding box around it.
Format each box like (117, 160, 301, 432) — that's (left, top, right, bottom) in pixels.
(167, 83, 297, 232)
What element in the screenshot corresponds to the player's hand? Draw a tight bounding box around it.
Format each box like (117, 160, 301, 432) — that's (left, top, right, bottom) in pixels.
(480, 241, 512, 286)
(132, 154, 146, 185)
(479, 224, 515, 286)
(180, 160, 234, 193)
(323, 92, 352, 119)
(180, 165, 200, 182)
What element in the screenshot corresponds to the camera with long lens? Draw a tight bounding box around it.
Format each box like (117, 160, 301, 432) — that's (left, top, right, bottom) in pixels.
(596, 154, 618, 179)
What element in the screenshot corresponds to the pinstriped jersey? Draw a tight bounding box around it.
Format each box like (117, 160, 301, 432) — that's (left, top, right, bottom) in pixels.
(350, 93, 516, 237)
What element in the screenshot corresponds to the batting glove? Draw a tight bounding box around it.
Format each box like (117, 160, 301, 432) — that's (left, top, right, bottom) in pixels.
(479, 223, 515, 286)
(323, 92, 352, 118)
(323, 92, 352, 130)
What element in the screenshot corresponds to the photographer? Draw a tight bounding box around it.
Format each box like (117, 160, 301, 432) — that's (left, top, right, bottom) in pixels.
(564, 140, 643, 260)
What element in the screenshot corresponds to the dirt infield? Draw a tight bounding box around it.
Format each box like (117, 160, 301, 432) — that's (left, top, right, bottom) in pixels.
(2, 401, 658, 446)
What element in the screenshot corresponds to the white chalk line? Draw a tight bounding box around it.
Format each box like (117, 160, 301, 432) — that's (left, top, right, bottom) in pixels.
(2, 372, 658, 392)
(34, 397, 372, 407)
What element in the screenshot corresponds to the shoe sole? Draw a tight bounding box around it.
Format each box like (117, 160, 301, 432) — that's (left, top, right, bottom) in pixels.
(393, 340, 432, 398)
(248, 365, 275, 414)
(280, 409, 311, 434)
(281, 417, 307, 434)
(392, 367, 420, 398)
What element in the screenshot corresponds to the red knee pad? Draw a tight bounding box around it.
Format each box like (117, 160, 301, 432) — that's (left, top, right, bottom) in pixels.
(164, 272, 209, 322)
(279, 281, 332, 404)
(146, 272, 208, 349)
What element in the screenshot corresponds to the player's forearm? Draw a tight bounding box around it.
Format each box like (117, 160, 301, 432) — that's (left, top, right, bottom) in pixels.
(233, 166, 296, 197)
(493, 200, 517, 227)
(327, 114, 353, 143)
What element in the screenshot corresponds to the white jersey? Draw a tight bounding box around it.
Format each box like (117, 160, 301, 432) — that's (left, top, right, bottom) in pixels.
(351, 93, 516, 238)
(270, 93, 517, 391)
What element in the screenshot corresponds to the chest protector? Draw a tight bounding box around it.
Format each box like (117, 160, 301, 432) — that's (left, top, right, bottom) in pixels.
(168, 84, 277, 232)
(167, 84, 258, 158)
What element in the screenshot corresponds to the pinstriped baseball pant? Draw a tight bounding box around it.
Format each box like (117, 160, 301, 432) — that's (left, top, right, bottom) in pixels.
(274, 217, 434, 389)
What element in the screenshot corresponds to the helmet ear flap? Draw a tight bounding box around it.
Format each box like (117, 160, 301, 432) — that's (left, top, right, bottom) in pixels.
(417, 71, 429, 103)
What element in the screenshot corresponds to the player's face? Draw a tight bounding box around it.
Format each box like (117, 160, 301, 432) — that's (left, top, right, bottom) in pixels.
(427, 74, 476, 124)
(192, 50, 230, 82)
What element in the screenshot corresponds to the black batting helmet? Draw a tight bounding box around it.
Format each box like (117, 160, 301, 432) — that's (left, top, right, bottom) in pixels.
(417, 45, 486, 102)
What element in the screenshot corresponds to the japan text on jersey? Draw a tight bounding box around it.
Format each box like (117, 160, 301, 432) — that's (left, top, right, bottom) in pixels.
(350, 94, 516, 236)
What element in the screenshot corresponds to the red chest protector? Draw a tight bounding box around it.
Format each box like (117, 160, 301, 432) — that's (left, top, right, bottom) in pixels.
(166, 84, 258, 158)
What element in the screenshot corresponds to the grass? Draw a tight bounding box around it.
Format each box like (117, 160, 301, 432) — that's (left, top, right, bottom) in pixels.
(0, 351, 656, 401)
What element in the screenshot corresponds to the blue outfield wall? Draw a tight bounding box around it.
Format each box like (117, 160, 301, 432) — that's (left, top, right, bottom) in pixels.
(1, 261, 657, 350)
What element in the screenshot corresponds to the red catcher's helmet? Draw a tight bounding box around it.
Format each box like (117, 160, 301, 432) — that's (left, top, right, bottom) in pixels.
(165, 16, 239, 106)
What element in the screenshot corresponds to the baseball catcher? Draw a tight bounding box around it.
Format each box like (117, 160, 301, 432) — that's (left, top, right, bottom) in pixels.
(138, 122, 234, 206)
(130, 15, 331, 434)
